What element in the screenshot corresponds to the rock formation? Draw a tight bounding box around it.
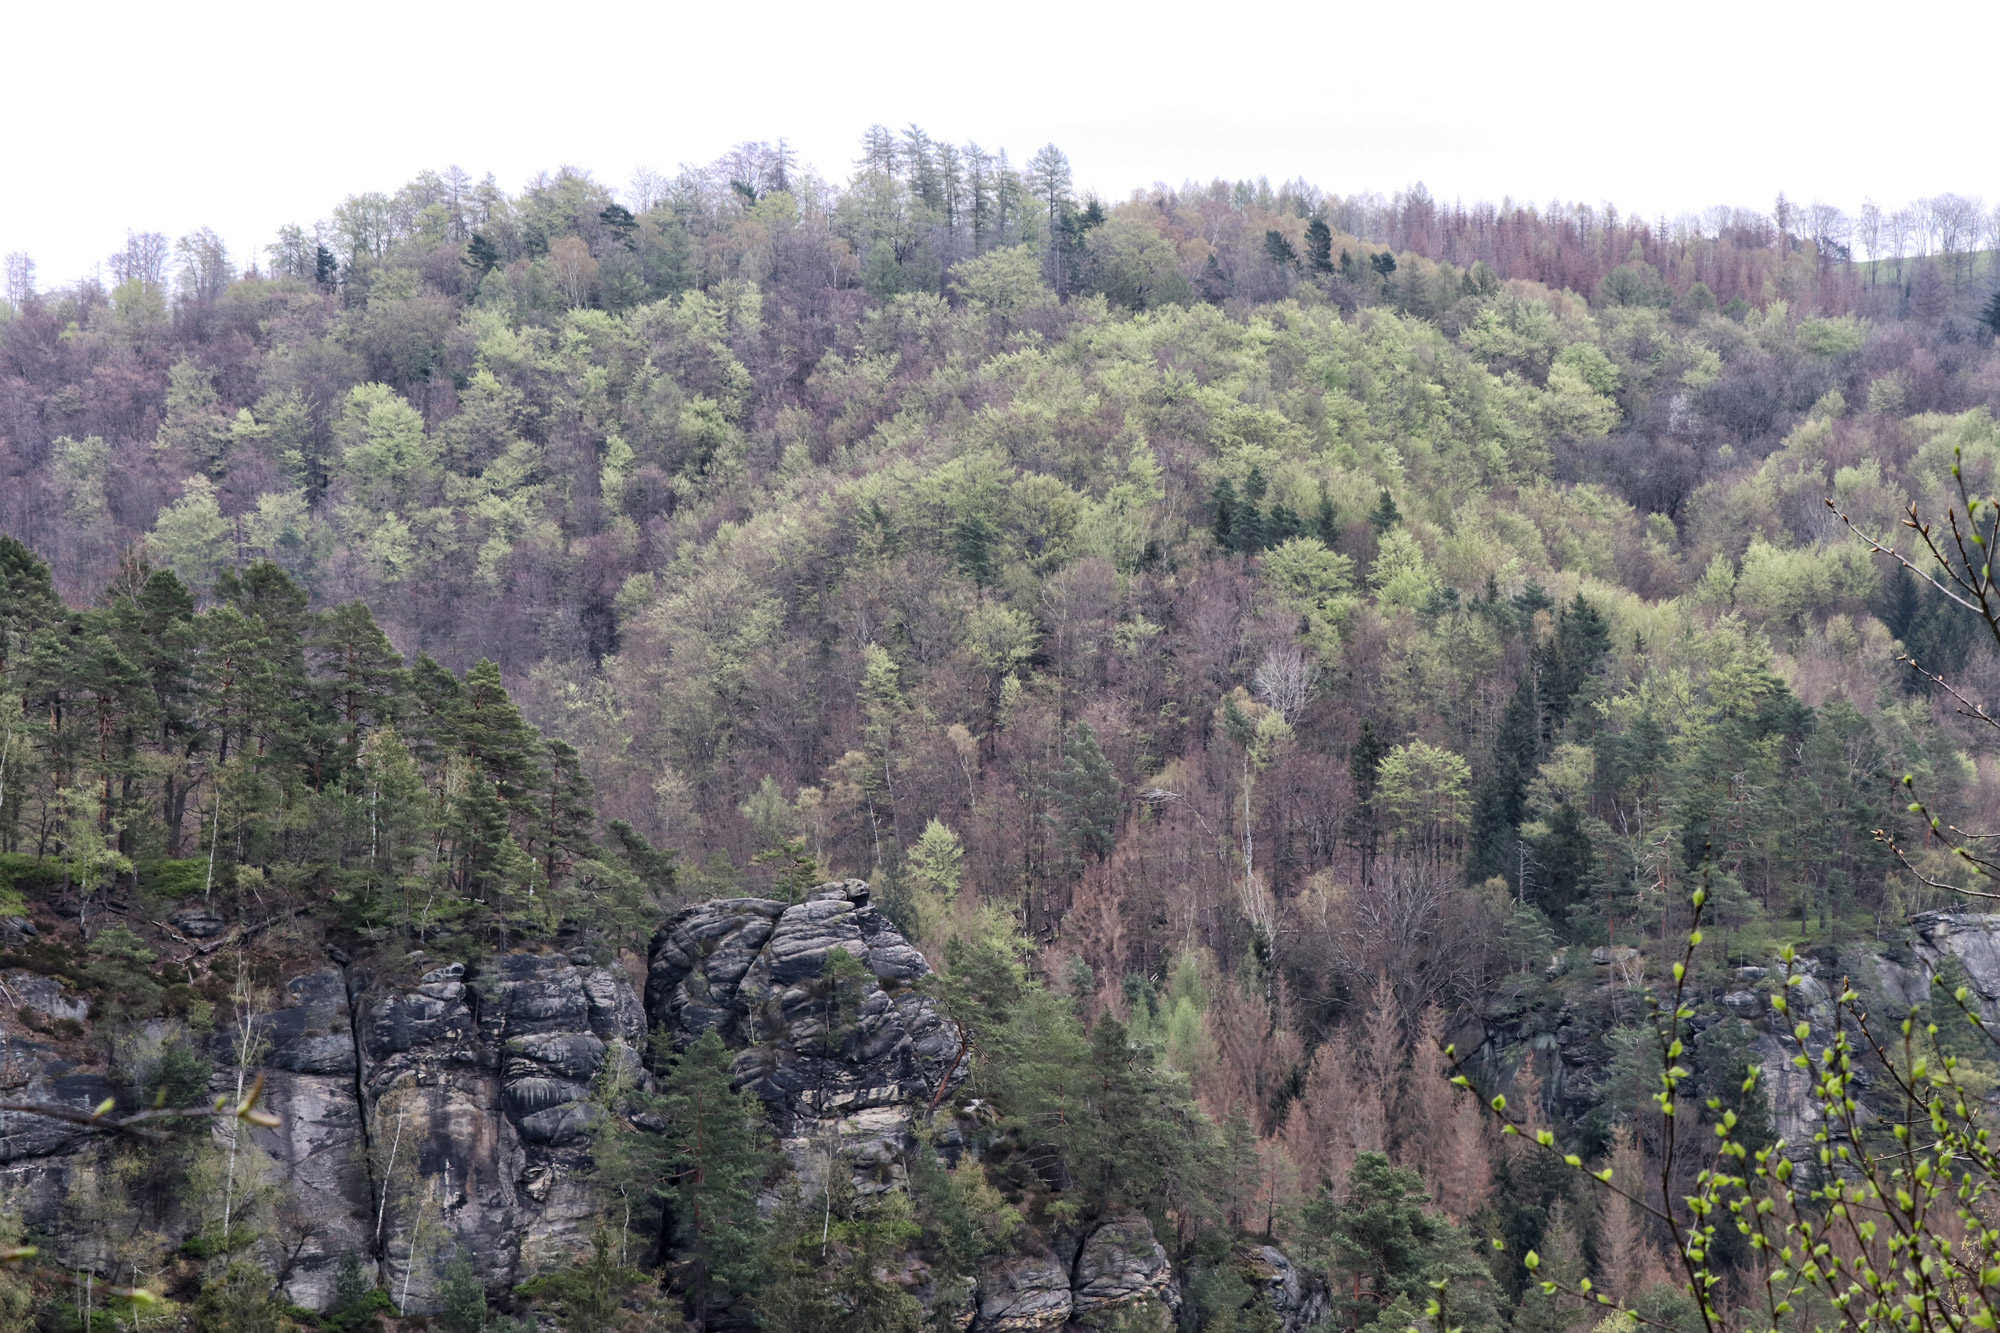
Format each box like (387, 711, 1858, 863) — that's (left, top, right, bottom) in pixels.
(0, 881, 1219, 1327)
(644, 880, 964, 1194)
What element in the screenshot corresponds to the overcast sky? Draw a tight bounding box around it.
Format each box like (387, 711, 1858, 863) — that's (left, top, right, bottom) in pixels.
(6, 0, 1993, 286)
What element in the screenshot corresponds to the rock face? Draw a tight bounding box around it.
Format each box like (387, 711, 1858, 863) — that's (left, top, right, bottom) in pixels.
(646, 880, 964, 1193)
(1242, 1243, 1329, 1333)
(1069, 1214, 1178, 1319)
(969, 1215, 1179, 1332)
(0, 882, 1212, 1326)
(1911, 913, 2000, 1019)
(974, 1252, 1075, 1331)
(354, 950, 646, 1310)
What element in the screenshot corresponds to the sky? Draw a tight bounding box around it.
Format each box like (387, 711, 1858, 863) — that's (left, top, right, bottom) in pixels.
(5, 0, 1996, 286)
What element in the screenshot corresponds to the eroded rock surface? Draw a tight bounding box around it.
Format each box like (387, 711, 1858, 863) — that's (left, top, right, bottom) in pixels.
(974, 1252, 1073, 1332)
(1911, 913, 2000, 1019)
(646, 881, 963, 1193)
(1070, 1214, 1178, 1319)
(1242, 1243, 1329, 1333)
(355, 950, 646, 1310)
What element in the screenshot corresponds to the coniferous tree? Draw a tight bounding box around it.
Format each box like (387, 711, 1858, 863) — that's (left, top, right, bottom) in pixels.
(647, 1029, 772, 1329)
(1304, 1153, 1499, 1333)
(1467, 674, 1538, 891)
(1054, 722, 1120, 869)
(1264, 230, 1299, 269)
(1211, 477, 1240, 551)
(1349, 719, 1390, 884)
(1306, 218, 1335, 274)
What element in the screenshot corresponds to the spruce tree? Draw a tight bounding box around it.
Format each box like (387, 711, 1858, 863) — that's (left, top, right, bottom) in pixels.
(1211, 477, 1239, 550)
(1054, 722, 1120, 868)
(651, 1029, 771, 1329)
(1348, 719, 1389, 883)
(1466, 674, 1538, 890)
(1306, 217, 1335, 273)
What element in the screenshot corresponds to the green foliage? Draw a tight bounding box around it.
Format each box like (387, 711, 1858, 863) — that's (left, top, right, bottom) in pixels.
(1053, 723, 1120, 870)
(436, 1248, 487, 1333)
(323, 1252, 393, 1333)
(1302, 1153, 1500, 1333)
(514, 1228, 644, 1333)
(191, 1263, 282, 1333)
(592, 1028, 772, 1324)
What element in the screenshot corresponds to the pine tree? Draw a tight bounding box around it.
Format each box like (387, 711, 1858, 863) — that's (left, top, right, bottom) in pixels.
(1306, 218, 1335, 274)
(652, 1029, 771, 1329)
(1467, 674, 1538, 889)
(0, 536, 59, 674)
(1054, 722, 1120, 868)
(1368, 489, 1401, 532)
(311, 601, 405, 765)
(532, 738, 596, 915)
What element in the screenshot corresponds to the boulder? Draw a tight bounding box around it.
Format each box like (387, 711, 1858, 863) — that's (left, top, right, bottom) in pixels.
(974, 1253, 1072, 1332)
(1071, 1213, 1177, 1318)
(1242, 1243, 1328, 1333)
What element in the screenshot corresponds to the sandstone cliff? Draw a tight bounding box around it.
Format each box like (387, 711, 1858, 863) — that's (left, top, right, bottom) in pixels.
(0, 880, 1204, 1329)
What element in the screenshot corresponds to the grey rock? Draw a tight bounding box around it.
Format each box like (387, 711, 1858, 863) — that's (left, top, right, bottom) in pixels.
(1912, 913, 2000, 1019)
(3, 971, 87, 1023)
(1072, 1213, 1176, 1316)
(647, 880, 964, 1132)
(647, 881, 966, 1204)
(170, 908, 226, 938)
(248, 969, 356, 1074)
(974, 1253, 1072, 1332)
(1242, 1244, 1327, 1333)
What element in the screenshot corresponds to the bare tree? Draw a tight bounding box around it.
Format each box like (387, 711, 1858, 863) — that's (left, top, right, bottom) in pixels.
(1252, 645, 1317, 722)
(1857, 199, 1883, 272)
(173, 227, 233, 303)
(108, 232, 168, 289)
(2, 252, 33, 306)
(1930, 192, 1984, 288)
(1887, 208, 1914, 283)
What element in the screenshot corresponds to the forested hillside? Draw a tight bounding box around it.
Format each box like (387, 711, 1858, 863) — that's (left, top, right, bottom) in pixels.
(3, 129, 2000, 1332)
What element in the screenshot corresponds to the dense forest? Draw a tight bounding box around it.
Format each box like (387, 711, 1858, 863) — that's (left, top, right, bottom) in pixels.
(3, 127, 2000, 1333)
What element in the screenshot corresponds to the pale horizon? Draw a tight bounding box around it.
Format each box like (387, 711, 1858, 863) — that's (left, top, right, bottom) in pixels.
(7, 0, 1997, 286)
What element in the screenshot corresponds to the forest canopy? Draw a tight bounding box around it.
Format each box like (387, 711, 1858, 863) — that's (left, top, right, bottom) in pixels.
(4, 125, 2000, 1333)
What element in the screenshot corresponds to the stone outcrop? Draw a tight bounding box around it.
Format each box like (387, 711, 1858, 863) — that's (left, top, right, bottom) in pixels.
(352, 950, 645, 1309)
(646, 880, 964, 1194)
(0, 880, 1224, 1326)
(1910, 912, 2000, 1019)
(1069, 1214, 1178, 1320)
(974, 1252, 1074, 1331)
(1242, 1243, 1329, 1333)
(968, 1214, 1179, 1332)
